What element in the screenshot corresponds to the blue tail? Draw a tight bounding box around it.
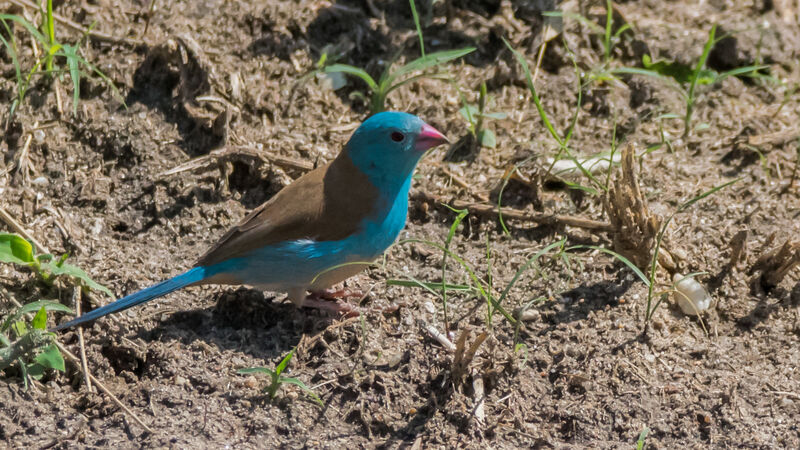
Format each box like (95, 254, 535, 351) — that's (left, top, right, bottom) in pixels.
(53, 267, 206, 331)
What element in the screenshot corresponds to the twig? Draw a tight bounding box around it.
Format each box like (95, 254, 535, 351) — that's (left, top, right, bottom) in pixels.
(0, 206, 50, 253)
(472, 375, 486, 429)
(158, 145, 313, 178)
(9, 0, 144, 47)
(436, 164, 489, 202)
(421, 321, 456, 352)
(72, 286, 93, 394)
(56, 342, 154, 433)
(412, 191, 613, 232)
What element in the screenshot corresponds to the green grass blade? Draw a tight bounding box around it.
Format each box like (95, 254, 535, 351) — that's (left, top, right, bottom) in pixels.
(279, 376, 324, 406)
(386, 47, 475, 85)
(677, 178, 739, 213)
(568, 245, 650, 285)
(324, 64, 379, 92)
(275, 348, 294, 376)
(409, 0, 424, 57)
(497, 239, 567, 306)
(503, 38, 563, 146)
(237, 367, 273, 375)
(62, 44, 81, 113)
(542, 11, 605, 35)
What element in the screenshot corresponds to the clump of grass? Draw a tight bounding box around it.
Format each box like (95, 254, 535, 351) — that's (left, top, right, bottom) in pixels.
(0, 233, 112, 296)
(633, 26, 768, 137)
(1, 301, 73, 389)
(0, 0, 122, 121)
(238, 348, 323, 406)
(309, 0, 473, 114)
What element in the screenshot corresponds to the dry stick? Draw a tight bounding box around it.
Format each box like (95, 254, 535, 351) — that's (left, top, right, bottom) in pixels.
(436, 164, 489, 202)
(412, 191, 614, 232)
(141, 0, 158, 38)
(0, 206, 50, 253)
(532, 25, 551, 84)
(56, 342, 154, 433)
(158, 145, 313, 178)
(72, 286, 93, 394)
(9, 0, 144, 46)
(472, 375, 486, 428)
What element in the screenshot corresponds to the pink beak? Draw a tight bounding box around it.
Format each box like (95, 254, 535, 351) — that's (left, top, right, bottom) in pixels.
(415, 123, 449, 151)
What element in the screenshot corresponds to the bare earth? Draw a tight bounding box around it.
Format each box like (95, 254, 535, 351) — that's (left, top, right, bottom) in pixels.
(1, 0, 799, 448)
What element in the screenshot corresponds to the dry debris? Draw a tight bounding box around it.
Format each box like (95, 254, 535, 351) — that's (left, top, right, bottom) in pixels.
(604, 143, 676, 272)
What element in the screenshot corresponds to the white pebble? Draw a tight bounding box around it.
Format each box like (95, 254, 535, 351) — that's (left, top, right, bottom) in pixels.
(672, 273, 712, 315)
(33, 129, 46, 144)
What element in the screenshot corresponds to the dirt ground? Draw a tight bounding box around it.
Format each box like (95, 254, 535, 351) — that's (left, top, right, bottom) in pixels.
(1, 0, 799, 448)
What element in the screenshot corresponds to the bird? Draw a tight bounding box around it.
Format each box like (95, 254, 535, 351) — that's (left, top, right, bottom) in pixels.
(54, 112, 448, 330)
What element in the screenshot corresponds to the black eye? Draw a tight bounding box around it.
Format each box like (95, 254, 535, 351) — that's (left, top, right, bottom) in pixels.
(391, 131, 405, 142)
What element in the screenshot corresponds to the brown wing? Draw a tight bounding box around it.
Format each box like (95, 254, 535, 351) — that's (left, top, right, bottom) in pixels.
(195, 152, 380, 267)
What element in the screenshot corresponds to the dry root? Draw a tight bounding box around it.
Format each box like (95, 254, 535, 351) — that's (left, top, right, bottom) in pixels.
(604, 143, 676, 273)
(750, 238, 800, 289)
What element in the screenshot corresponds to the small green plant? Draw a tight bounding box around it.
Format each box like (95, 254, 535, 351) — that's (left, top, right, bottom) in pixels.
(0, 0, 122, 120)
(1, 301, 73, 389)
(320, 47, 475, 114)
(0, 233, 112, 296)
(238, 348, 323, 406)
(458, 82, 507, 149)
(636, 426, 650, 450)
(636, 26, 767, 137)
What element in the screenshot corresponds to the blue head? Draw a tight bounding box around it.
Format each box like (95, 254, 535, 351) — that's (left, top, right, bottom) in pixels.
(345, 112, 448, 194)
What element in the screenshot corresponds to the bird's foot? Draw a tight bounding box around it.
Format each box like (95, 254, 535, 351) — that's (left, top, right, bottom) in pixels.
(308, 288, 365, 302)
(301, 297, 360, 317)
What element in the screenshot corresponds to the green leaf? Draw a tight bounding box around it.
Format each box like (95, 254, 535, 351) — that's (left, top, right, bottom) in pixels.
(40, 260, 113, 297)
(481, 111, 507, 120)
(1, 300, 74, 333)
(387, 47, 475, 85)
(62, 44, 81, 114)
(478, 129, 496, 148)
(323, 64, 378, 92)
(275, 348, 294, 377)
(31, 307, 47, 330)
(279, 376, 323, 406)
(641, 54, 716, 85)
(34, 343, 64, 372)
(0, 14, 48, 45)
(237, 367, 274, 375)
(541, 11, 605, 35)
(0, 233, 35, 265)
(11, 321, 27, 337)
(568, 245, 651, 285)
(459, 104, 478, 121)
